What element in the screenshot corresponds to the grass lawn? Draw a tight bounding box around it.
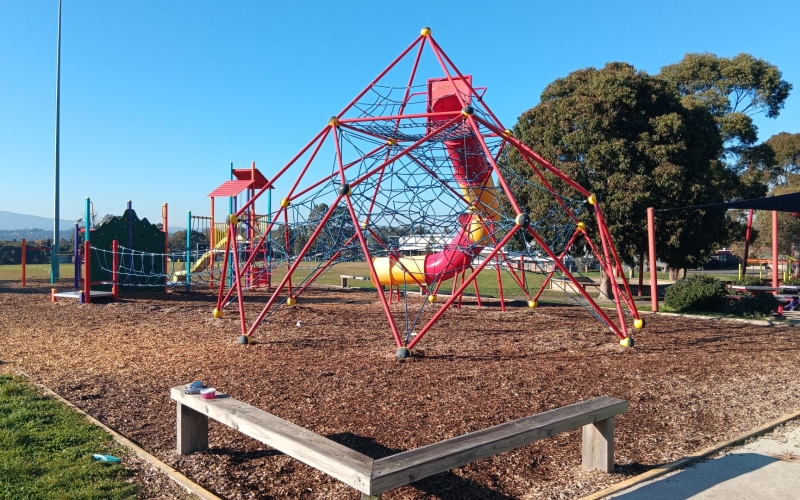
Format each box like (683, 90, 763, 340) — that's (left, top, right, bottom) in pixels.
(0, 263, 75, 282)
(0, 374, 138, 499)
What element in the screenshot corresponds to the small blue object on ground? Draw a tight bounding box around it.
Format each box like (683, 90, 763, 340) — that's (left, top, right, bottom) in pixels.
(92, 454, 121, 463)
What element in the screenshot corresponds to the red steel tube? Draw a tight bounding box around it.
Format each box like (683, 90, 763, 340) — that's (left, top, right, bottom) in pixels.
(21, 238, 26, 287)
(742, 209, 754, 273)
(525, 225, 626, 339)
(112, 240, 119, 299)
(407, 226, 521, 349)
(773, 210, 779, 287)
(245, 196, 348, 337)
(83, 240, 91, 304)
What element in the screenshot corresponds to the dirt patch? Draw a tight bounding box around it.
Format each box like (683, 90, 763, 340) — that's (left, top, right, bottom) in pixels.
(2, 281, 800, 499)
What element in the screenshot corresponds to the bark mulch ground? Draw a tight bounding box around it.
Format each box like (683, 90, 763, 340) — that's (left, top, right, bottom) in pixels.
(2, 281, 800, 499)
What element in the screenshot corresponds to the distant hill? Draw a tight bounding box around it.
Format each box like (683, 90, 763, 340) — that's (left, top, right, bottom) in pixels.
(0, 210, 75, 231)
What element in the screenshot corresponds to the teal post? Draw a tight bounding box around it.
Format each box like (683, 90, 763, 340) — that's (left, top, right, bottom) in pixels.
(186, 211, 192, 292)
(228, 161, 234, 289)
(84, 197, 91, 243)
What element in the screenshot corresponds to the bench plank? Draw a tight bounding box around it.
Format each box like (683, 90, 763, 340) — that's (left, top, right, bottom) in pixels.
(369, 396, 627, 495)
(171, 386, 372, 492)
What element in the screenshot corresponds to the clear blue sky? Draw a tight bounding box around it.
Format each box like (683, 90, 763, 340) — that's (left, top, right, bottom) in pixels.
(2, 0, 799, 226)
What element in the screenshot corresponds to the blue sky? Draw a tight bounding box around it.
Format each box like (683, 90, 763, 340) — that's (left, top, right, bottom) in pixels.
(2, 0, 799, 226)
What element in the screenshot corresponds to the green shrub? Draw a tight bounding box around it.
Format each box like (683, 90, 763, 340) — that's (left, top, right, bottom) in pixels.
(724, 293, 780, 318)
(729, 275, 764, 286)
(782, 276, 800, 286)
(664, 275, 728, 312)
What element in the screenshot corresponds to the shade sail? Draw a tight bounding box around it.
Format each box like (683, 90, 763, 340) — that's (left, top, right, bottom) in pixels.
(657, 191, 800, 213)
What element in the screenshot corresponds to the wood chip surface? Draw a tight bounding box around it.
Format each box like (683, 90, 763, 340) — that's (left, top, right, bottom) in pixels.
(2, 282, 800, 499)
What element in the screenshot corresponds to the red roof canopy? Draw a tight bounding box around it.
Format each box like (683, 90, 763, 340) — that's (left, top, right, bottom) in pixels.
(208, 180, 253, 198)
(233, 168, 270, 189)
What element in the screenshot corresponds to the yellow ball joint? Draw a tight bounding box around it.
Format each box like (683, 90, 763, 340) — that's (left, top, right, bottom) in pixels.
(527, 300, 537, 308)
(427, 294, 437, 303)
(420, 27, 431, 37)
(576, 221, 586, 231)
(515, 213, 531, 227)
(337, 184, 351, 196)
(587, 194, 597, 205)
(328, 116, 339, 127)
(228, 214, 238, 225)
(280, 197, 290, 208)
(212, 308, 223, 318)
(634, 318, 645, 329)
(503, 129, 513, 138)
(619, 336, 635, 348)
(461, 105, 474, 118)
(237, 334, 252, 345)
(286, 297, 297, 306)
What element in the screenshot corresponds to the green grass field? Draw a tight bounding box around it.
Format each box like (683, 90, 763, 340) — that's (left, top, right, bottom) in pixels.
(0, 374, 138, 499)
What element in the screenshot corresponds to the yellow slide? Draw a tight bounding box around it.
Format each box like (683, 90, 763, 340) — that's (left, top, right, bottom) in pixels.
(169, 234, 230, 283)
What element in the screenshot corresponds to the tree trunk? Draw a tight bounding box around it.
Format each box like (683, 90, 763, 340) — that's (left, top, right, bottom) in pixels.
(597, 271, 614, 302)
(668, 267, 682, 281)
(638, 253, 644, 297)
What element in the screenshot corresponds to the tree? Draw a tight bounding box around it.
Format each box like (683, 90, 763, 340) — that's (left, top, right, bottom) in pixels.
(765, 132, 800, 184)
(659, 53, 791, 182)
(509, 62, 729, 283)
(751, 174, 800, 256)
(168, 230, 209, 256)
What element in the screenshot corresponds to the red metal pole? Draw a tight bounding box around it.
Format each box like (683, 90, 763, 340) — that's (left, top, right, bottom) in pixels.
(773, 210, 779, 287)
(214, 225, 233, 311)
(21, 238, 26, 287)
(647, 207, 658, 312)
(83, 240, 91, 304)
(112, 240, 119, 299)
(341, 195, 404, 347)
(230, 225, 248, 337)
(407, 227, 521, 350)
(742, 209, 754, 274)
(525, 225, 627, 339)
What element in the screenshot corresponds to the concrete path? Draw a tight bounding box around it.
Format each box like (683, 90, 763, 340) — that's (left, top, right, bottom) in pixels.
(608, 421, 800, 499)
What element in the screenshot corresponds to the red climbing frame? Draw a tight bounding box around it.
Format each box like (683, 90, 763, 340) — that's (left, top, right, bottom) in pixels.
(213, 28, 641, 353)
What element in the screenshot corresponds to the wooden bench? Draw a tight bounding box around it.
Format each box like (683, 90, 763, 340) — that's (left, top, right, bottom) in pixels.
(549, 276, 599, 294)
(340, 275, 370, 287)
(172, 386, 627, 499)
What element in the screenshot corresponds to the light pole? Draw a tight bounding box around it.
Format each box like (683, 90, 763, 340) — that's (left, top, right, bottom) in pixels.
(51, 0, 62, 283)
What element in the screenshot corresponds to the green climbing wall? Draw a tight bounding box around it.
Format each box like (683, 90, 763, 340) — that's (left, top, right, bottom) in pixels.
(89, 209, 166, 291)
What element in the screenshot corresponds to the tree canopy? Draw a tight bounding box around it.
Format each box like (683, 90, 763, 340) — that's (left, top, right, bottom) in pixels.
(509, 62, 732, 271)
(659, 53, 791, 189)
(765, 132, 800, 184)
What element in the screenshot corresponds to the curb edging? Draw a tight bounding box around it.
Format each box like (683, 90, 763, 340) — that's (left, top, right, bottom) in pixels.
(578, 407, 800, 500)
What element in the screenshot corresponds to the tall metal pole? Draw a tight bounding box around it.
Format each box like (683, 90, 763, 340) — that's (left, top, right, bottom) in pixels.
(51, 0, 62, 283)
(647, 207, 658, 312)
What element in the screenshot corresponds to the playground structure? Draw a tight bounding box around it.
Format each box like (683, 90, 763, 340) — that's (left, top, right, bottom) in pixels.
(209, 28, 642, 355)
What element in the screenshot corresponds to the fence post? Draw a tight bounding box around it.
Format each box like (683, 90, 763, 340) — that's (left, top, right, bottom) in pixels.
(21, 239, 26, 287)
(83, 240, 91, 304)
(186, 211, 192, 292)
(112, 240, 119, 299)
(74, 223, 80, 289)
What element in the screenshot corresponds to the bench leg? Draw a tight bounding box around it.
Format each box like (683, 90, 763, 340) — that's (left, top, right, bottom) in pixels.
(341, 277, 348, 287)
(361, 494, 382, 500)
(177, 402, 208, 454)
(582, 417, 614, 472)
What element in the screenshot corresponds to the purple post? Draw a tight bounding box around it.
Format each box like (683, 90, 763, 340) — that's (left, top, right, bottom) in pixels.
(127, 200, 132, 289)
(73, 223, 80, 289)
